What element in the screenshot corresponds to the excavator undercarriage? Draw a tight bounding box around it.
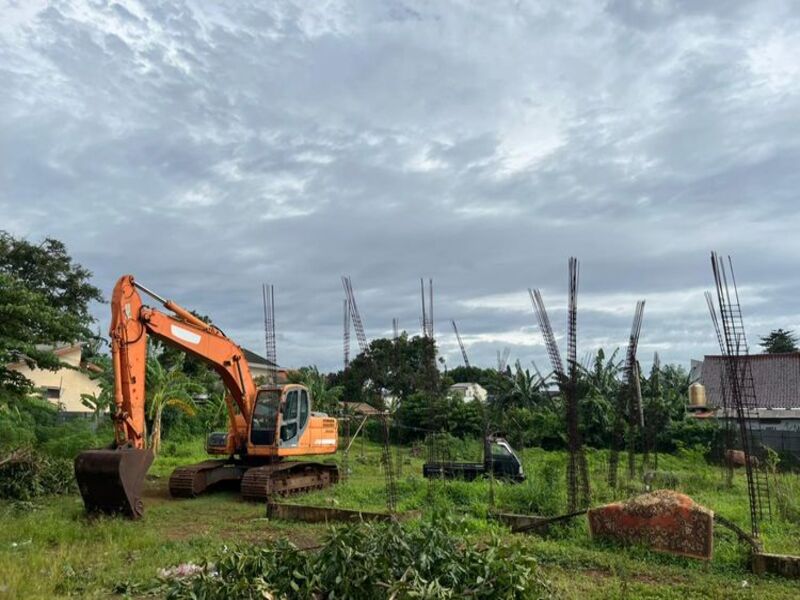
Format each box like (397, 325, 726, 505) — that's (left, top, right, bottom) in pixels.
(168, 460, 339, 502)
(240, 462, 339, 501)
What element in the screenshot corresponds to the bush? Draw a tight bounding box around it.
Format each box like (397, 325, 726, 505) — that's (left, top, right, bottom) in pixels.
(0, 448, 75, 500)
(162, 517, 553, 599)
(501, 455, 562, 516)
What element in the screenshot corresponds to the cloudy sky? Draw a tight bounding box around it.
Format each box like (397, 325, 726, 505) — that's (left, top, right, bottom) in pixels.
(3, 1, 800, 373)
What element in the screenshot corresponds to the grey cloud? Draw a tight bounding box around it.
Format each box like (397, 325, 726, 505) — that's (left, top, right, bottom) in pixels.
(2, 0, 799, 372)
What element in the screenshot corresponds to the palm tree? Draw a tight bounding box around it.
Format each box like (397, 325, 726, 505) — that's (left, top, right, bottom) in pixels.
(289, 366, 344, 415)
(146, 356, 200, 455)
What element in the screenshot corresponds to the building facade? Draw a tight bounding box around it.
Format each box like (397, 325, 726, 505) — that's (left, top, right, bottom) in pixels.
(6, 344, 102, 416)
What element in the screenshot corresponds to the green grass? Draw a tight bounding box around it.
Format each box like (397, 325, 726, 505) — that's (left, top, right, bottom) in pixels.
(1, 440, 799, 598)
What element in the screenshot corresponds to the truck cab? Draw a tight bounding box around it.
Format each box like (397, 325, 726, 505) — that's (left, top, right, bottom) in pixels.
(485, 437, 525, 481)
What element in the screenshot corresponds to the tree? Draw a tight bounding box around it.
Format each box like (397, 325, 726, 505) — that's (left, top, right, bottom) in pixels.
(336, 334, 440, 406)
(759, 329, 799, 354)
(145, 355, 200, 455)
(0, 274, 82, 397)
(0, 232, 103, 397)
(0, 232, 103, 328)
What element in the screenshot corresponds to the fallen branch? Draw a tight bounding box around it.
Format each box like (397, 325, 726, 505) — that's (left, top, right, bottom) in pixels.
(511, 509, 588, 534)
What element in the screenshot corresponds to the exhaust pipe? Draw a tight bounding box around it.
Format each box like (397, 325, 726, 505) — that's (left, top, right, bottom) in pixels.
(74, 445, 154, 519)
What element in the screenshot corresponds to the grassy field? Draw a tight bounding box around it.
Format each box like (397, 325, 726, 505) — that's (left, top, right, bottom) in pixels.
(2, 439, 800, 598)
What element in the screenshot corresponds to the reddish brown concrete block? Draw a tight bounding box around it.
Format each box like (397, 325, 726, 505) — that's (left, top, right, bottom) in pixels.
(588, 490, 714, 560)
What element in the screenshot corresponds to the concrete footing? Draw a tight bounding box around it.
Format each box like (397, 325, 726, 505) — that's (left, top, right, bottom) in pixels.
(752, 552, 800, 578)
(266, 502, 416, 524)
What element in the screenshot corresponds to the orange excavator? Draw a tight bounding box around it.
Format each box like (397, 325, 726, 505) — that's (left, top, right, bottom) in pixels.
(74, 275, 338, 518)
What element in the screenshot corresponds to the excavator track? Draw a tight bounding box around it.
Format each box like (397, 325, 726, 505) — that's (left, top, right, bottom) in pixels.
(241, 462, 339, 502)
(169, 460, 248, 498)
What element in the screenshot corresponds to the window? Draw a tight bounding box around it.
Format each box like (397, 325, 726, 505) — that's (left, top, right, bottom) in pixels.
(283, 391, 299, 420)
(299, 390, 309, 429)
(280, 390, 300, 442)
(45, 387, 60, 400)
(251, 390, 280, 445)
(491, 443, 512, 458)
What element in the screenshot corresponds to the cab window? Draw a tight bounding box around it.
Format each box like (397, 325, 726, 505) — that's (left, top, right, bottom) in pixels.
(491, 443, 512, 459)
(283, 390, 298, 420)
(299, 389, 309, 429)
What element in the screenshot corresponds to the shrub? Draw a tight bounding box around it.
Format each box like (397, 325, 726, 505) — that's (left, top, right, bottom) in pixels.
(0, 447, 75, 500)
(162, 517, 553, 599)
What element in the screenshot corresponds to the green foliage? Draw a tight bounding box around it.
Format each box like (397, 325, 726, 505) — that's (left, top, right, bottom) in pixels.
(759, 328, 799, 354)
(145, 353, 201, 455)
(163, 518, 553, 600)
(0, 274, 82, 396)
(394, 392, 485, 443)
(494, 406, 564, 450)
(502, 455, 563, 516)
(0, 448, 75, 500)
(0, 232, 103, 324)
(288, 365, 344, 415)
(0, 394, 108, 458)
(0, 232, 103, 397)
(336, 334, 440, 406)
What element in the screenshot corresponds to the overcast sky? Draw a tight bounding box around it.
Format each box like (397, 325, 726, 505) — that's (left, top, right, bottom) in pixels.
(3, 1, 800, 373)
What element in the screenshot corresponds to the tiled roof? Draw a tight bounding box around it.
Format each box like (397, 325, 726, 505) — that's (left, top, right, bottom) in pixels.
(242, 348, 278, 367)
(700, 353, 800, 409)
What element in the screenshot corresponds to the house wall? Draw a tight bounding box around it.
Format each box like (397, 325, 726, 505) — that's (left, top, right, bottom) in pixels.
(8, 346, 102, 414)
(448, 383, 488, 403)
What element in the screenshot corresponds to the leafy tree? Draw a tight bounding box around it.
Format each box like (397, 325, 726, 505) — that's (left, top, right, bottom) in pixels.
(578, 348, 622, 399)
(336, 334, 439, 407)
(0, 232, 103, 325)
(0, 232, 103, 397)
(0, 274, 81, 396)
(145, 355, 201, 455)
(448, 365, 508, 391)
(759, 328, 799, 354)
(393, 391, 484, 442)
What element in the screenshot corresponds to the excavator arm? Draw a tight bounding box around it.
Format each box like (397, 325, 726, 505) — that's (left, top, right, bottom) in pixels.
(75, 275, 257, 518)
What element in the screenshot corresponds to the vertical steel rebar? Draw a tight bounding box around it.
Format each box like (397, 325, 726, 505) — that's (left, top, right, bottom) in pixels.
(710, 252, 771, 539)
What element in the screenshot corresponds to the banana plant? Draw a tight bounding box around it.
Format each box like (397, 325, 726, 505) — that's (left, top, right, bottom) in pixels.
(145, 355, 201, 455)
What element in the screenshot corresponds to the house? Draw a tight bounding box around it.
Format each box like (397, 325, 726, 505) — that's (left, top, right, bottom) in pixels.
(242, 348, 287, 383)
(692, 353, 800, 457)
(448, 382, 488, 403)
(6, 344, 103, 417)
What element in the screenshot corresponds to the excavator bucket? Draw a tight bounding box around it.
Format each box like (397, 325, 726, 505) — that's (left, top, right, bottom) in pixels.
(74, 446, 154, 519)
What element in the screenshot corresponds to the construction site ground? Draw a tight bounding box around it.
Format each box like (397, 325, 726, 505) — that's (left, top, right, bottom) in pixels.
(2, 439, 799, 599)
